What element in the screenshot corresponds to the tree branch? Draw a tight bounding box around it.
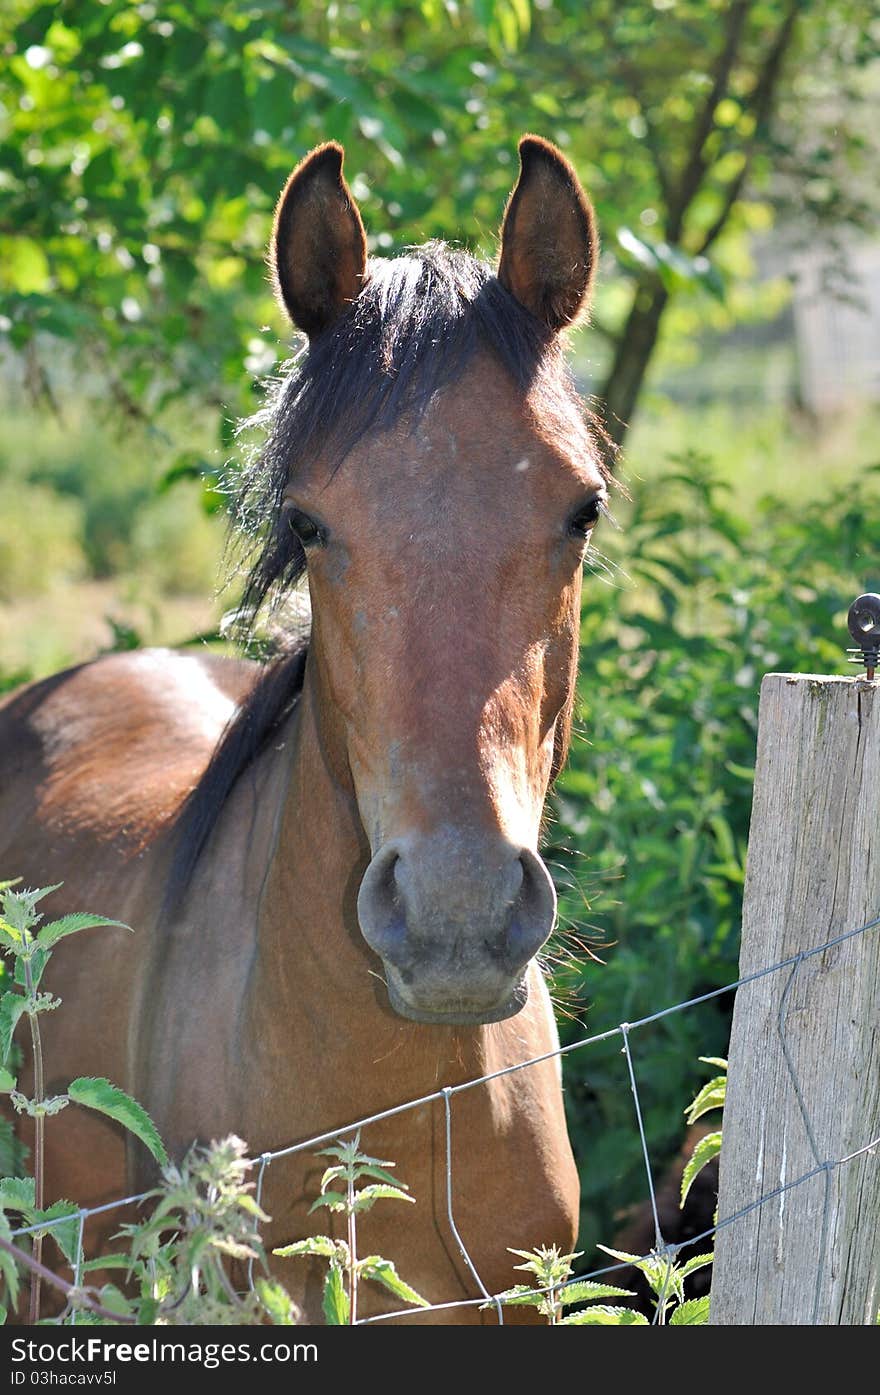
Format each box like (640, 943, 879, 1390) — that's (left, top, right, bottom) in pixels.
(666, 0, 753, 241)
(696, 0, 803, 255)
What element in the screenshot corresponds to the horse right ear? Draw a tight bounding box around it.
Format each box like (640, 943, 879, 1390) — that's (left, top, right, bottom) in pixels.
(270, 143, 367, 338)
(498, 135, 598, 331)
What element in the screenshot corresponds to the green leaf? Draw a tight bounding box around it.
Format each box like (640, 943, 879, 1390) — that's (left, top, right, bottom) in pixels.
(596, 1244, 682, 1302)
(0, 1182, 80, 1265)
(37, 913, 131, 951)
(0, 1213, 20, 1308)
(318, 1164, 347, 1191)
(669, 1296, 710, 1325)
(0, 1176, 35, 1212)
(0, 1117, 26, 1176)
(212, 1235, 258, 1261)
(0, 993, 27, 1064)
(308, 1190, 347, 1214)
(257, 1278, 298, 1325)
(0, 923, 22, 954)
(353, 1184, 415, 1211)
(698, 1057, 728, 1070)
(157, 453, 221, 494)
(322, 1262, 349, 1325)
(560, 1280, 636, 1305)
(0, 1066, 16, 1092)
(358, 1257, 429, 1307)
(316, 1141, 353, 1161)
(97, 1284, 133, 1316)
(685, 1076, 727, 1123)
(595, 1244, 642, 1265)
(352, 1163, 401, 1186)
(678, 1251, 714, 1281)
(1, 886, 61, 935)
(67, 1078, 167, 1165)
(273, 1236, 338, 1259)
(81, 1253, 132, 1273)
(236, 1193, 270, 1223)
(561, 1305, 649, 1325)
(30, 1201, 81, 1265)
(616, 226, 660, 274)
(680, 1132, 722, 1206)
(483, 1285, 545, 1309)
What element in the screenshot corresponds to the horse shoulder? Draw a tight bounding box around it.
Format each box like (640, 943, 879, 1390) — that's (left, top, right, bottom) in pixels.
(0, 649, 258, 853)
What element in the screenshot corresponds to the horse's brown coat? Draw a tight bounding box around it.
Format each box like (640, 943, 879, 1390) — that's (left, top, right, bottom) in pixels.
(0, 137, 607, 1323)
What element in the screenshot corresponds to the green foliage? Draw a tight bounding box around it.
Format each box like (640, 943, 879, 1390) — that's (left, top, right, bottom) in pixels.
(0, 878, 167, 1321)
(67, 1078, 167, 1167)
(488, 1243, 645, 1325)
(685, 1072, 728, 1125)
(0, 1179, 81, 1266)
(273, 1132, 427, 1324)
(681, 1057, 727, 1207)
(669, 1296, 711, 1325)
(109, 1135, 293, 1326)
(36, 911, 131, 952)
(552, 452, 878, 1254)
(680, 1131, 723, 1209)
(1, 0, 875, 450)
(129, 488, 225, 596)
(0, 480, 87, 601)
(597, 1245, 713, 1325)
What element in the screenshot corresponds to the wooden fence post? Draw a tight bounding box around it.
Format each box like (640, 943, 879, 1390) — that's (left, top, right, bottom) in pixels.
(710, 674, 880, 1325)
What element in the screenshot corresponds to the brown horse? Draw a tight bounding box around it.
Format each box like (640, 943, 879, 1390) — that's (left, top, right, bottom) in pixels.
(0, 135, 608, 1323)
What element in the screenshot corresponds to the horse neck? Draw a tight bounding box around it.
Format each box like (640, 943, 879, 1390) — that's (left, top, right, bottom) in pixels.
(249, 654, 497, 1089)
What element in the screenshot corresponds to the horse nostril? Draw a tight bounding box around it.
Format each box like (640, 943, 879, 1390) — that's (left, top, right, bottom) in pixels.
(500, 848, 556, 969)
(357, 844, 408, 966)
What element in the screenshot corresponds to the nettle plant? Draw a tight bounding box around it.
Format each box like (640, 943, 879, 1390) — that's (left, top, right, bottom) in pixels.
(492, 1057, 728, 1327)
(0, 880, 166, 1325)
(98, 1135, 297, 1327)
(485, 1245, 646, 1325)
(493, 1235, 712, 1327)
(680, 1056, 726, 1208)
(0, 881, 303, 1327)
(273, 1134, 428, 1325)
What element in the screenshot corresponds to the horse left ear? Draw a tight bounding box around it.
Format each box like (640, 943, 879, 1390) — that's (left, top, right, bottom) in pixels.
(498, 135, 598, 331)
(270, 142, 367, 338)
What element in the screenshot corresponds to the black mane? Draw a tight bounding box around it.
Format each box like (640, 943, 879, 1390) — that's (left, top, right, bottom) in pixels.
(167, 242, 594, 904)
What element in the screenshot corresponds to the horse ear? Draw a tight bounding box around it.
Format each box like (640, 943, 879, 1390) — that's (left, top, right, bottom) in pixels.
(270, 142, 367, 338)
(498, 135, 598, 331)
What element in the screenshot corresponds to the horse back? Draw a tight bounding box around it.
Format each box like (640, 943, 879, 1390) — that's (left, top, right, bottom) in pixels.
(0, 648, 257, 868)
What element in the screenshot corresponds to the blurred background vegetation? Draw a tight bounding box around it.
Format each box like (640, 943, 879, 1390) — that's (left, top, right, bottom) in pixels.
(2, 0, 879, 1257)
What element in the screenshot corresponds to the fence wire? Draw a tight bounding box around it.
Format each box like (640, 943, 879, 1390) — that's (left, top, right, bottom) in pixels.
(8, 909, 880, 1325)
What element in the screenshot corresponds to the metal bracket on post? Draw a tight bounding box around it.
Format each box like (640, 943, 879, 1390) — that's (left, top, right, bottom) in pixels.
(847, 593, 880, 682)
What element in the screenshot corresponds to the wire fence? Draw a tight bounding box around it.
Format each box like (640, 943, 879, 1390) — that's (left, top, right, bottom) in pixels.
(7, 909, 880, 1326)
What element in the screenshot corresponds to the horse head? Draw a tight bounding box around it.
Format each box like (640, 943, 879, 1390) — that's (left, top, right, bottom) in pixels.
(245, 137, 607, 1026)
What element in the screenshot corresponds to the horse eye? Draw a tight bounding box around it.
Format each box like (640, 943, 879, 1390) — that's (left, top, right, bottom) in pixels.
(285, 506, 325, 549)
(568, 497, 601, 539)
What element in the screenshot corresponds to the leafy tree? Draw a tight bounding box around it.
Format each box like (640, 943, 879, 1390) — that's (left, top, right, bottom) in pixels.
(1, 1, 876, 461)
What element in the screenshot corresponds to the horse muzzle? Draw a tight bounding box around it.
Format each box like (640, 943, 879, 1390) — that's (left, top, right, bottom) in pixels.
(356, 832, 556, 1025)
